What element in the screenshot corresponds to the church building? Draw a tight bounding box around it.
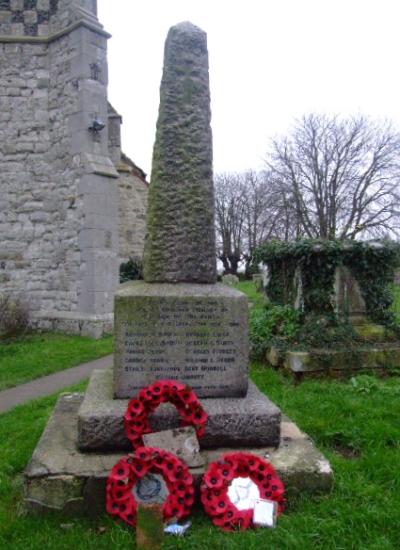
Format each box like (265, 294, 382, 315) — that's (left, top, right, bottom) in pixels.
(0, 0, 148, 337)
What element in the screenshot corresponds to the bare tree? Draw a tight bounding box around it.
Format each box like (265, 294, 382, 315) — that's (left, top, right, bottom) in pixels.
(214, 171, 293, 275)
(242, 170, 286, 275)
(267, 114, 400, 240)
(214, 173, 246, 275)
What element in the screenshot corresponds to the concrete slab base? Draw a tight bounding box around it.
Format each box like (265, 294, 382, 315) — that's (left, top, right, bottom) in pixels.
(24, 394, 333, 516)
(77, 369, 281, 450)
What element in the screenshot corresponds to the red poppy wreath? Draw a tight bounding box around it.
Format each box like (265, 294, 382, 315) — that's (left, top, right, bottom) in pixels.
(124, 379, 208, 448)
(201, 452, 285, 531)
(106, 447, 195, 527)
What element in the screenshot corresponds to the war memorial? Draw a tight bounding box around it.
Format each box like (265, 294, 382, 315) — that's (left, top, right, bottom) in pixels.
(23, 21, 332, 518)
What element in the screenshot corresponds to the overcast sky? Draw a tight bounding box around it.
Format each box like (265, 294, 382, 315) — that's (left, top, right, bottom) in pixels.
(98, 0, 400, 178)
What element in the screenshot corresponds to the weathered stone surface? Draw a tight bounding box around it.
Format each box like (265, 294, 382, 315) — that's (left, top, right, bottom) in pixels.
(143, 22, 216, 284)
(285, 346, 400, 375)
(78, 369, 280, 450)
(285, 352, 313, 373)
(266, 346, 284, 367)
(113, 281, 249, 398)
(30, 311, 113, 339)
(222, 274, 239, 286)
(143, 426, 205, 467)
(334, 265, 367, 324)
(24, 394, 332, 515)
(353, 323, 387, 341)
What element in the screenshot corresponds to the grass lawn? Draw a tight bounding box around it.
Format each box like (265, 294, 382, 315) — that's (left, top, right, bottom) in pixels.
(0, 333, 113, 390)
(233, 280, 266, 308)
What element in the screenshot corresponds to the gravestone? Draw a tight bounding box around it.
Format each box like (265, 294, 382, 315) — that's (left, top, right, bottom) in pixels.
(334, 266, 367, 324)
(113, 22, 249, 398)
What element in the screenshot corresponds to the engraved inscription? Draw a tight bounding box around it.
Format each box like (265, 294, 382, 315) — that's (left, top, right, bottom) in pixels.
(122, 299, 239, 393)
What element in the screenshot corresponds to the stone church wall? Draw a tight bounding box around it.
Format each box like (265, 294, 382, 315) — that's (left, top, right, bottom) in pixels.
(0, 0, 148, 337)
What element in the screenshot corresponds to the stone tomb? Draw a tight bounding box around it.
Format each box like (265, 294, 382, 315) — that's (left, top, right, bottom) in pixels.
(24, 21, 332, 515)
(114, 282, 248, 398)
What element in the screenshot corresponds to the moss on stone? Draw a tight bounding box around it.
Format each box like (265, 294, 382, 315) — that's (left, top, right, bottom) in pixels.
(353, 323, 387, 341)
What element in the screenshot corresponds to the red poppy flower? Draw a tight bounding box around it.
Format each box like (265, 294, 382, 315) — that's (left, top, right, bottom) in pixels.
(159, 384, 169, 397)
(106, 494, 125, 516)
(235, 509, 253, 531)
(135, 447, 155, 462)
(118, 499, 137, 526)
(193, 407, 208, 423)
(110, 460, 130, 481)
(159, 452, 179, 469)
(107, 481, 131, 502)
(170, 381, 186, 393)
(218, 462, 235, 482)
(126, 398, 145, 416)
(214, 512, 232, 530)
(150, 381, 164, 395)
(168, 464, 183, 484)
(204, 466, 225, 490)
(130, 458, 149, 477)
(138, 387, 154, 402)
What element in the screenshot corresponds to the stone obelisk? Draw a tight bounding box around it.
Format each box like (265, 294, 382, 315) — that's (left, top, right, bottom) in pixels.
(144, 22, 217, 284)
(113, 22, 249, 398)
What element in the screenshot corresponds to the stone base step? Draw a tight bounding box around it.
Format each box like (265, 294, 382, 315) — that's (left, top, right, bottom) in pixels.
(24, 394, 333, 516)
(77, 369, 281, 450)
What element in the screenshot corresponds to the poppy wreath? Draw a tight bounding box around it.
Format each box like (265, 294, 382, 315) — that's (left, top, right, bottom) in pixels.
(201, 452, 285, 531)
(124, 379, 208, 448)
(106, 446, 195, 527)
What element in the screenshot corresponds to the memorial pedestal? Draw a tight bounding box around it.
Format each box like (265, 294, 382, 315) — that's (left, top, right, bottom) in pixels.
(114, 282, 249, 398)
(23, 283, 334, 514)
(77, 369, 281, 450)
(24, 394, 333, 516)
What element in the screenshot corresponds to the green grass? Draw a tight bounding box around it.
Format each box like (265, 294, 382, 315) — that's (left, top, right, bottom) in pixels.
(233, 280, 266, 308)
(0, 333, 113, 390)
(1, 370, 400, 548)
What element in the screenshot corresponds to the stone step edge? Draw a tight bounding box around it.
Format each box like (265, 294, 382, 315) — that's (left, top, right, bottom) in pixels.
(77, 369, 282, 451)
(24, 394, 333, 516)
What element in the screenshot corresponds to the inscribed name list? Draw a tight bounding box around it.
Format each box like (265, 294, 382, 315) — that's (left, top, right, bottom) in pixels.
(114, 284, 249, 399)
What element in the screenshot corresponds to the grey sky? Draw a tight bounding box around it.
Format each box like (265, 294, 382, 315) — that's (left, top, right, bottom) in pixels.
(98, 0, 400, 177)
